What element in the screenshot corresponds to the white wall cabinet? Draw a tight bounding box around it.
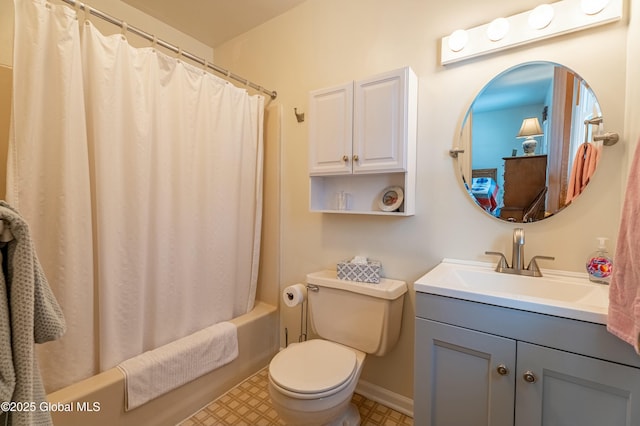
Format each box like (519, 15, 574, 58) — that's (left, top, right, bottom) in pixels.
(308, 67, 417, 215)
(415, 292, 640, 426)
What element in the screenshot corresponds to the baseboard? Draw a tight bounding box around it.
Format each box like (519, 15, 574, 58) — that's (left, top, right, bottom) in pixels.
(355, 380, 414, 417)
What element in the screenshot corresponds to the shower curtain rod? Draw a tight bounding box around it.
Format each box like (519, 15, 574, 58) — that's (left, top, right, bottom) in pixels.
(60, 0, 278, 99)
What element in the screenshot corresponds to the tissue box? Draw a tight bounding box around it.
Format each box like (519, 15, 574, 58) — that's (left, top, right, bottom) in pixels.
(337, 260, 382, 284)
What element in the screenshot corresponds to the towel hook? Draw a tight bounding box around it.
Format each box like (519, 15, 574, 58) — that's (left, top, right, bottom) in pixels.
(294, 108, 305, 123)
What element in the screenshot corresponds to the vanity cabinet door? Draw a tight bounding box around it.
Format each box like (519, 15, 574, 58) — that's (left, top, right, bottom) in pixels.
(415, 319, 516, 426)
(515, 341, 640, 426)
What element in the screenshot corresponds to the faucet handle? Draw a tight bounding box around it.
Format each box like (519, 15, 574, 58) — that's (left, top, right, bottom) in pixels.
(527, 255, 555, 276)
(485, 251, 510, 271)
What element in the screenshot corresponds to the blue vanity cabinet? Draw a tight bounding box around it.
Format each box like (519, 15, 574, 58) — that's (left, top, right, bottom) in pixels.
(415, 318, 516, 425)
(415, 292, 640, 426)
(515, 341, 640, 425)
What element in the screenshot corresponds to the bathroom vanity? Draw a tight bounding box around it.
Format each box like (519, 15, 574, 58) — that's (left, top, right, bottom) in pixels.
(414, 259, 640, 426)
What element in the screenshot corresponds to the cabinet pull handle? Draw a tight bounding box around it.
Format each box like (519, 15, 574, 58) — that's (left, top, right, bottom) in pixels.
(353, 154, 359, 162)
(523, 371, 537, 383)
(342, 155, 349, 162)
(496, 364, 509, 376)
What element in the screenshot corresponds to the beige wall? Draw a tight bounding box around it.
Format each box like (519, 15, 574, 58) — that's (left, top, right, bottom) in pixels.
(625, 0, 640, 176)
(0, 0, 12, 67)
(0, 66, 10, 199)
(2, 0, 639, 408)
(0, 0, 213, 66)
(1, 0, 13, 197)
(213, 0, 636, 400)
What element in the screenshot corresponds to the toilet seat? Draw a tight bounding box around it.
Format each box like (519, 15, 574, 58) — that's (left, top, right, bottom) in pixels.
(269, 340, 357, 399)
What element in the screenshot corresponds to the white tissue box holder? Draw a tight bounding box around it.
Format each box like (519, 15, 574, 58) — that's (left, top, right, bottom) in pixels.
(337, 260, 382, 284)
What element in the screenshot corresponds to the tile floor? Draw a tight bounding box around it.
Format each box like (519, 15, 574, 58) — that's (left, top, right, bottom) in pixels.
(179, 367, 413, 426)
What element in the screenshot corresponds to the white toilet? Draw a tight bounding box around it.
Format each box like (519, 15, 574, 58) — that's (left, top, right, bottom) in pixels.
(269, 270, 407, 426)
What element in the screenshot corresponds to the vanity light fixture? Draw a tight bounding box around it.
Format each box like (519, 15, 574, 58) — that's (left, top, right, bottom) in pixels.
(487, 18, 510, 41)
(528, 4, 555, 30)
(448, 29, 469, 52)
(441, 0, 622, 65)
(517, 117, 544, 156)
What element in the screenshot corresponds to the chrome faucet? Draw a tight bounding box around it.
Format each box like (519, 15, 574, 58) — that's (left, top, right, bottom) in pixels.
(512, 228, 525, 272)
(485, 228, 555, 277)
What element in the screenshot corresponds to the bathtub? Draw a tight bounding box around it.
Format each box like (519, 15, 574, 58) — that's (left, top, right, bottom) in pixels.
(46, 301, 278, 426)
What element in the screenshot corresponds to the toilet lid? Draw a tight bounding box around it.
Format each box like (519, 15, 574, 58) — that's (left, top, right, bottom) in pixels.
(269, 340, 357, 395)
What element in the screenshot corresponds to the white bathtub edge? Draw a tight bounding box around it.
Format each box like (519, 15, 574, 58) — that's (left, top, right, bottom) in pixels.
(47, 301, 278, 426)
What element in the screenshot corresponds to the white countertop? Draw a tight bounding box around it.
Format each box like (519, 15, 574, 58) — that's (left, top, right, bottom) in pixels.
(414, 259, 609, 324)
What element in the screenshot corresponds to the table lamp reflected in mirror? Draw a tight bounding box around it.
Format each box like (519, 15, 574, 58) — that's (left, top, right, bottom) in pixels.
(517, 117, 543, 156)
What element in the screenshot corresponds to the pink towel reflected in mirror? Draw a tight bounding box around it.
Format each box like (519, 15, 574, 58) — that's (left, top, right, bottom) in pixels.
(566, 142, 602, 204)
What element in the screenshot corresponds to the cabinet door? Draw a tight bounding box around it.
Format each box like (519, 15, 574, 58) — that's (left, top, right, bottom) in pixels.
(353, 68, 413, 174)
(308, 82, 353, 176)
(415, 319, 516, 426)
(515, 341, 640, 426)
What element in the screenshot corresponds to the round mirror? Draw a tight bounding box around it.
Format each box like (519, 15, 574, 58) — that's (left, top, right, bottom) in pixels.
(458, 61, 604, 223)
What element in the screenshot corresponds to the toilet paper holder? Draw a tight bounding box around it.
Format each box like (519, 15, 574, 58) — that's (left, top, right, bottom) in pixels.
(283, 283, 310, 346)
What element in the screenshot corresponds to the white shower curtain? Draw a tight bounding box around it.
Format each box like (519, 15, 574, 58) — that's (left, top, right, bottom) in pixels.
(8, 0, 95, 392)
(9, 0, 264, 390)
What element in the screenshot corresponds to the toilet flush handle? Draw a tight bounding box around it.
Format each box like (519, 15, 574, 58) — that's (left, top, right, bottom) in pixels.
(306, 284, 319, 292)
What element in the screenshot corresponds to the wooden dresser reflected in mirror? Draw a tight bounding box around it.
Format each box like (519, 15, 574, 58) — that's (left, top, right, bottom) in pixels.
(500, 154, 548, 222)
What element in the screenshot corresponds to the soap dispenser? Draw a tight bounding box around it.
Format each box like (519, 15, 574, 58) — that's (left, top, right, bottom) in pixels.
(586, 237, 613, 284)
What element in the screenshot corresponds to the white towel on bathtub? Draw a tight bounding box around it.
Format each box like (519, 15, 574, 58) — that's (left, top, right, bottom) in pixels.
(117, 321, 238, 411)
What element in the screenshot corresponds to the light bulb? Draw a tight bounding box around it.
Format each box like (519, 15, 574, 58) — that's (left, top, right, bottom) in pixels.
(528, 4, 555, 30)
(487, 17, 510, 41)
(448, 29, 469, 52)
(581, 0, 609, 15)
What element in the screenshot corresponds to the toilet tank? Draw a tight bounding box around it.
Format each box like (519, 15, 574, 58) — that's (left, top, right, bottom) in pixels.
(306, 270, 407, 356)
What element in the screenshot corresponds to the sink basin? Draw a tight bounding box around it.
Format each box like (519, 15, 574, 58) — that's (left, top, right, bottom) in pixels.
(414, 259, 609, 324)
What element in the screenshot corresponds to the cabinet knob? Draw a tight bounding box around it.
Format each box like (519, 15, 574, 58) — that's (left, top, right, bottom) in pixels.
(353, 154, 359, 162)
(342, 155, 349, 162)
(496, 364, 509, 376)
(523, 371, 537, 383)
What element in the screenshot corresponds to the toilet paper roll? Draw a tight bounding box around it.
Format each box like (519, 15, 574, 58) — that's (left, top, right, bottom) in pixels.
(282, 284, 307, 308)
